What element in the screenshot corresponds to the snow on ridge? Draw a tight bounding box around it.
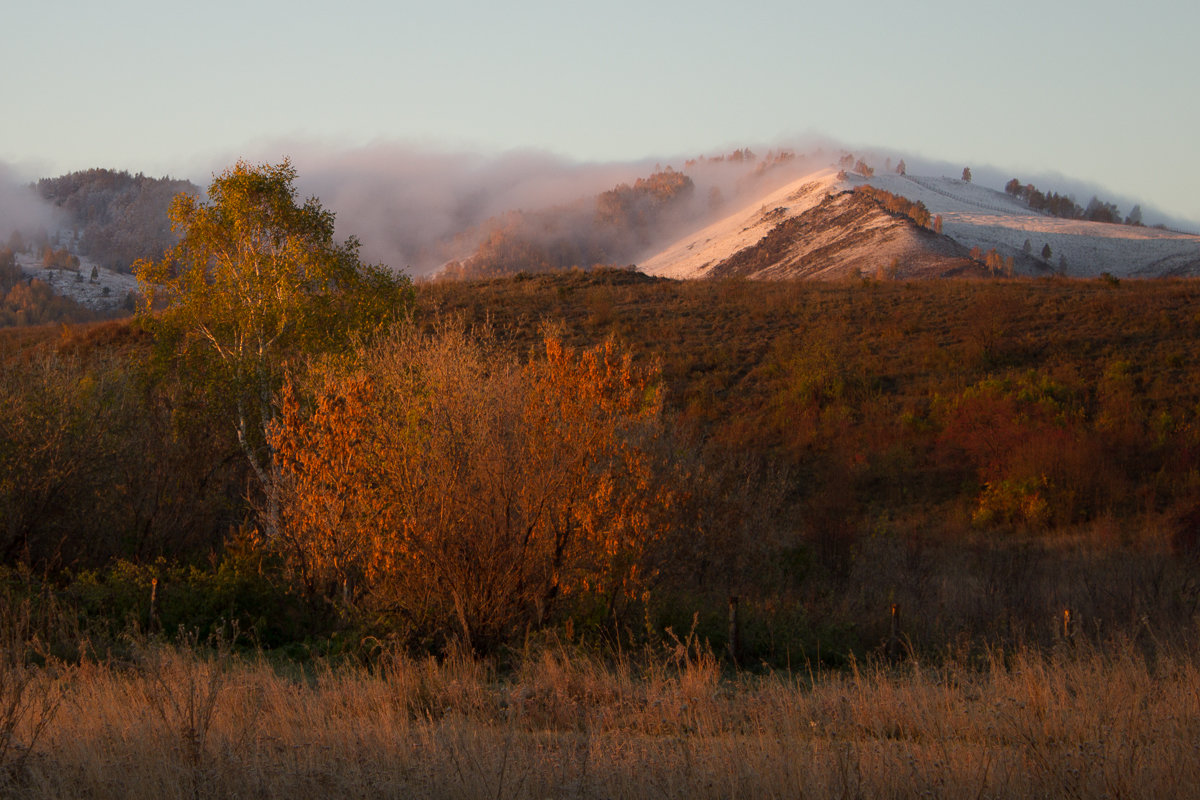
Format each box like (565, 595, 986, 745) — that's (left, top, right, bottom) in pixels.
(639, 166, 1200, 280)
(861, 172, 1200, 278)
(639, 168, 846, 278)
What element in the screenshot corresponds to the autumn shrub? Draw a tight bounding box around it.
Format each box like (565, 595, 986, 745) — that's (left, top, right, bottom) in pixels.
(936, 372, 1111, 528)
(269, 323, 678, 651)
(0, 347, 245, 569)
(0, 353, 138, 564)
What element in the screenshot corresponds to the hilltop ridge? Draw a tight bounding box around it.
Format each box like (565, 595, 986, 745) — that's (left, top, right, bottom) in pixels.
(638, 168, 1200, 280)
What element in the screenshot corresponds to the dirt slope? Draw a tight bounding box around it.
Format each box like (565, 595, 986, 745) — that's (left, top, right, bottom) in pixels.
(707, 189, 979, 279)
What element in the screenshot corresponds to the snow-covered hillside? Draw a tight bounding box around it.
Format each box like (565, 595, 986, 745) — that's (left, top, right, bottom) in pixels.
(639, 169, 845, 279)
(639, 168, 1200, 280)
(863, 173, 1200, 278)
(14, 251, 138, 311)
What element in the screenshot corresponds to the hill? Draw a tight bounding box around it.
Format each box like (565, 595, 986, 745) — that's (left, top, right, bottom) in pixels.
(6, 269, 1200, 677)
(0, 247, 108, 326)
(639, 168, 1200, 280)
(34, 168, 199, 273)
(640, 169, 978, 280)
(7, 150, 1200, 330)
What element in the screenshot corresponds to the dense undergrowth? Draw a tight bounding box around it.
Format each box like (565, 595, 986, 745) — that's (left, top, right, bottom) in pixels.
(3, 272, 1200, 667)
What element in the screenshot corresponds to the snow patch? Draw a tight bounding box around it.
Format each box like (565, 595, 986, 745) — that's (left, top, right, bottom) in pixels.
(13, 251, 139, 311)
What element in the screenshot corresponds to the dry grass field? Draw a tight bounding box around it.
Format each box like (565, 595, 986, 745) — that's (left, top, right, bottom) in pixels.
(3, 636, 1199, 799)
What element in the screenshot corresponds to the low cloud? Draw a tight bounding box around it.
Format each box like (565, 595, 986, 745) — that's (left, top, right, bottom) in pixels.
(188, 138, 1197, 275)
(198, 140, 838, 275)
(0, 162, 58, 241)
(205, 142, 666, 274)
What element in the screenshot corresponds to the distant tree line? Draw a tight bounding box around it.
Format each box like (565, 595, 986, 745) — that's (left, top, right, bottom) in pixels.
(684, 148, 757, 167)
(683, 146, 797, 171)
(854, 185, 934, 230)
(1004, 178, 1143, 226)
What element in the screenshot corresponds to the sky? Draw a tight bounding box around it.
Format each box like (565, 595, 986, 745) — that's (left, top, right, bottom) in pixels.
(3, 0, 1199, 225)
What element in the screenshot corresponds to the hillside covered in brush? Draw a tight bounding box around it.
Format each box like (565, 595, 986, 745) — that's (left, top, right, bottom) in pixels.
(35, 168, 199, 273)
(6, 268, 1200, 662)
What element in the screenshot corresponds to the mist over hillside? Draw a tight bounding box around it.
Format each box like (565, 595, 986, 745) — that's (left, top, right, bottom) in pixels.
(0, 163, 56, 235)
(270, 141, 1196, 280)
(3, 139, 1197, 293)
(259, 143, 825, 275)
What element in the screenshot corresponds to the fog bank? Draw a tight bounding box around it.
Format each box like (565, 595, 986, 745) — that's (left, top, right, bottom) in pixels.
(0, 162, 58, 241)
(192, 139, 1197, 275)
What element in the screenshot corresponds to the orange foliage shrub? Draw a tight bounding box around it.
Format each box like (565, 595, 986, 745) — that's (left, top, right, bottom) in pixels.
(271, 375, 381, 600)
(854, 185, 932, 229)
(268, 325, 672, 648)
(937, 373, 1108, 527)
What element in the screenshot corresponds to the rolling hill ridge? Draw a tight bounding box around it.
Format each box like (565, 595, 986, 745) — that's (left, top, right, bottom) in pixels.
(638, 168, 1200, 280)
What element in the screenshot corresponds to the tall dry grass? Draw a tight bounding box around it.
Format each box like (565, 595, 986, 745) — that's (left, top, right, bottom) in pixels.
(3, 636, 1200, 798)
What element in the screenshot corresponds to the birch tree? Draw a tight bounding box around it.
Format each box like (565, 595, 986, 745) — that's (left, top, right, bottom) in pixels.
(135, 159, 412, 532)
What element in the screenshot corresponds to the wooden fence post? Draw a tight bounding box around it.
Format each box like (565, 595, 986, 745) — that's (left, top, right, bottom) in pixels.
(887, 603, 901, 661)
(727, 595, 741, 667)
(148, 577, 160, 633)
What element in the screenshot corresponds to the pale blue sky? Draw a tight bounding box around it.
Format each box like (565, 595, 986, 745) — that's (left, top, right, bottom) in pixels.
(3, 0, 1198, 222)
